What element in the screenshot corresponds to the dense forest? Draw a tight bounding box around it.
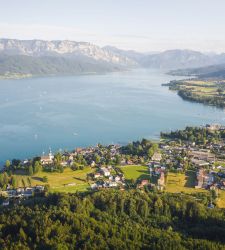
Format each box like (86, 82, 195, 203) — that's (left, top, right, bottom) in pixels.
(120, 139, 158, 158)
(161, 126, 225, 144)
(0, 190, 225, 249)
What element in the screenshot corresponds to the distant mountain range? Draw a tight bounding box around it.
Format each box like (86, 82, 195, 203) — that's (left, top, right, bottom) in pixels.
(1, 38, 225, 78)
(168, 63, 225, 79)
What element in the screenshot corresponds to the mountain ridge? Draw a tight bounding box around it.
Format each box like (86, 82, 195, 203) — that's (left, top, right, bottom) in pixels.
(1, 38, 225, 78)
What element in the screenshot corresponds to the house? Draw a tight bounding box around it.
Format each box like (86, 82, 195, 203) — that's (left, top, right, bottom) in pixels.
(195, 168, 213, 189)
(75, 148, 83, 154)
(189, 150, 215, 162)
(157, 172, 165, 186)
(91, 183, 98, 190)
(205, 173, 214, 186)
(195, 168, 205, 188)
(206, 124, 221, 131)
(138, 179, 149, 188)
(109, 182, 118, 187)
(126, 160, 134, 165)
(151, 152, 162, 162)
(60, 161, 68, 167)
(115, 176, 121, 182)
(2, 200, 9, 206)
(90, 161, 96, 167)
(24, 189, 33, 197)
(191, 158, 209, 167)
(94, 173, 101, 179)
(109, 176, 114, 181)
(68, 155, 74, 161)
(101, 167, 110, 177)
(35, 186, 45, 192)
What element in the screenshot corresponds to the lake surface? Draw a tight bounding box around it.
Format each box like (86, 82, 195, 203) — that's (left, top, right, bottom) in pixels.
(0, 68, 224, 162)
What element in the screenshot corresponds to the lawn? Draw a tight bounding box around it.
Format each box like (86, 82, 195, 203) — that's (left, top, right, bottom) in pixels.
(13, 167, 94, 193)
(217, 190, 225, 208)
(119, 165, 149, 182)
(165, 171, 207, 194)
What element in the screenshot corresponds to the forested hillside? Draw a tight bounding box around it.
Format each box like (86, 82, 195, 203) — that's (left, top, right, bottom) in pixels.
(0, 190, 225, 249)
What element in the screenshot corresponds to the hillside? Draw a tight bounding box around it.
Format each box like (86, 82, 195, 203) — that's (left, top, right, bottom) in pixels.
(0, 54, 122, 77)
(2, 39, 225, 78)
(0, 39, 137, 78)
(104, 47, 225, 69)
(0, 190, 225, 249)
(168, 64, 225, 78)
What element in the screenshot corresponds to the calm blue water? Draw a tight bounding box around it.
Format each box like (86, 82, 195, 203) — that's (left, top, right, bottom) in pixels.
(0, 68, 224, 162)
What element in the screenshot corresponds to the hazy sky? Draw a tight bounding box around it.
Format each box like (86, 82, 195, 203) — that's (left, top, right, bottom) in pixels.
(1, 0, 225, 52)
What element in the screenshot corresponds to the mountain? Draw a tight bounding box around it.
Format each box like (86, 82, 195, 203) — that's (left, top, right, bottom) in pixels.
(0, 39, 136, 67)
(2, 38, 225, 78)
(139, 49, 219, 69)
(168, 63, 225, 79)
(0, 39, 137, 78)
(103, 47, 225, 70)
(103, 46, 145, 63)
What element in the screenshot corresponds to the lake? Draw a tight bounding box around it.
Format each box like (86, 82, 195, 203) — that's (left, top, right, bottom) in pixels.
(0, 68, 224, 162)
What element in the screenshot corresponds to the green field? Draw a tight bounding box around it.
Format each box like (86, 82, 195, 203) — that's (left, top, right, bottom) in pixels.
(168, 79, 225, 107)
(165, 171, 207, 194)
(119, 165, 149, 181)
(13, 167, 94, 193)
(217, 190, 225, 208)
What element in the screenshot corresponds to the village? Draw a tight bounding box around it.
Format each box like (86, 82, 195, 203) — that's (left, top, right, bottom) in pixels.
(0, 124, 225, 207)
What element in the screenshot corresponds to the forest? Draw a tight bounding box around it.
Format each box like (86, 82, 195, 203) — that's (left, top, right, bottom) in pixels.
(0, 190, 225, 249)
(160, 126, 225, 144)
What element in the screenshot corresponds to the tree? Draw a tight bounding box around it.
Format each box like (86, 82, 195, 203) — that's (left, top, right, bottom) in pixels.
(27, 177, 31, 187)
(217, 88, 223, 95)
(19, 228, 27, 241)
(12, 159, 21, 167)
(11, 176, 17, 189)
(42, 176, 48, 183)
(147, 148, 154, 158)
(3, 172, 8, 186)
(54, 152, 62, 164)
(34, 161, 41, 174)
(28, 165, 33, 176)
(5, 160, 10, 169)
(115, 155, 121, 165)
(94, 154, 101, 164)
(21, 179, 26, 188)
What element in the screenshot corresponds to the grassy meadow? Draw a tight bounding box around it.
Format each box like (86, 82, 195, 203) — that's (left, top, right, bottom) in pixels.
(12, 167, 94, 193)
(118, 165, 149, 181)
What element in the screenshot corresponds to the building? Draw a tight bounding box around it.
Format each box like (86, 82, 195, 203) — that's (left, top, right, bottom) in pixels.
(94, 173, 101, 179)
(138, 179, 149, 188)
(157, 172, 165, 186)
(189, 150, 215, 162)
(41, 148, 54, 164)
(2, 200, 9, 206)
(151, 152, 162, 162)
(101, 167, 110, 177)
(206, 124, 222, 131)
(191, 158, 209, 167)
(195, 169, 214, 189)
(114, 176, 121, 182)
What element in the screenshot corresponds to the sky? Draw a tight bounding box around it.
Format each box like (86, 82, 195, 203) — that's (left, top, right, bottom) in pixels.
(0, 0, 225, 52)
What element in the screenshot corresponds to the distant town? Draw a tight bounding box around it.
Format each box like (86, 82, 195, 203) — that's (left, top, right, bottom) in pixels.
(0, 124, 225, 209)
